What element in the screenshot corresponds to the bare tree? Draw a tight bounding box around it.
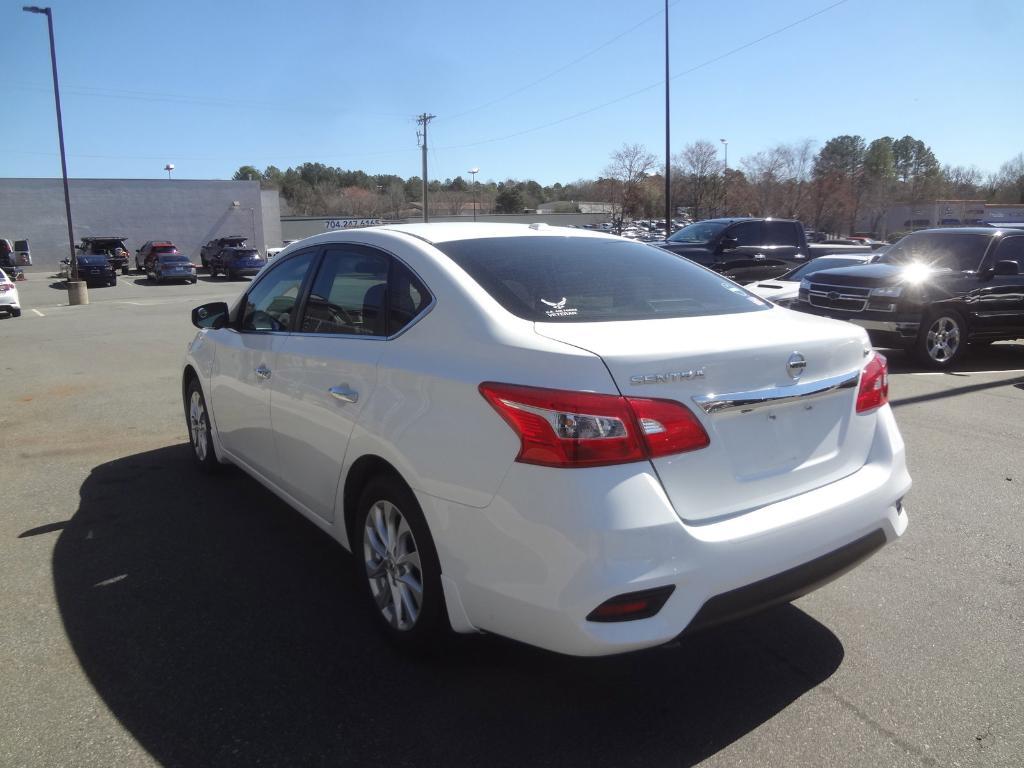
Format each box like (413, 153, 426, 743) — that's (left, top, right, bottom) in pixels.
(673, 140, 723, 220)
(604, 143, 658, 230)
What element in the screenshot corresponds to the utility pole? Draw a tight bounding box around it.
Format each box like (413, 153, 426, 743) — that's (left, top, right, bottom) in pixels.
(416, 113, 435, 223)
(664, 0, 672, 240)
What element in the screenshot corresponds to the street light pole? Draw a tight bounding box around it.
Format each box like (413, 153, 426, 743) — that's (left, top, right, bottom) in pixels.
(468, 167, 479, 222)
(720, 138, 729, 215)
(664, 0, 672, 240)
(24, 5, 77, 284)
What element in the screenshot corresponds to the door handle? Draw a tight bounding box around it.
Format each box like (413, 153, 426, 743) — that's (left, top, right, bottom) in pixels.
(255, 364, 272, 381)
(328, 385, 359, 404)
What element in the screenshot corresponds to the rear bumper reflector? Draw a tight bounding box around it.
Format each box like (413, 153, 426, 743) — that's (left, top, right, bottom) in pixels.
(586, 585, 676, 622)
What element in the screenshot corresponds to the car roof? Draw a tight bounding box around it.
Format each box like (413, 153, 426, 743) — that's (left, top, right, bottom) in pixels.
(375, 222, 621, 245)
(907, 227, 1024, 236)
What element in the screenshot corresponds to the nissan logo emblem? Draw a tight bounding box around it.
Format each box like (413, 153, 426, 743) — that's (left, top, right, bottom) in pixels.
(787, 352, 807, 380)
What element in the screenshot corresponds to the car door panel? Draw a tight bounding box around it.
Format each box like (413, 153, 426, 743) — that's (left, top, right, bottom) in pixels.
(210, 330, 280, 478)
(272, 337, 382, 521)
(270, 245, 391, 522)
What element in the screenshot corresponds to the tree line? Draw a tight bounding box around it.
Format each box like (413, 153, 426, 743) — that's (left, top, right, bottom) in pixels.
(234, 136, 1024, 234)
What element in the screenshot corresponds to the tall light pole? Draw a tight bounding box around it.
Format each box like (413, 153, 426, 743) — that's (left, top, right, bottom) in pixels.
(468, 167, 479, 222)
(164, 163, 175, 180)
(23, 5, 78, 287)
(663, 0, 672, 240)
(720, 138, 729, 215)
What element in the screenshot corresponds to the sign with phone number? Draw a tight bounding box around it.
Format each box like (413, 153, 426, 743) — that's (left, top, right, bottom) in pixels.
(324, 219, 382, 230)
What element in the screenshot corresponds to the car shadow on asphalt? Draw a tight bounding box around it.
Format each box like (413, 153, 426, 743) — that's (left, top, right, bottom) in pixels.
(129, 278, 197, 287)
(196, 275, 252, 283)
(883, 341, 1024, 374)
(52, 445, 844, 768)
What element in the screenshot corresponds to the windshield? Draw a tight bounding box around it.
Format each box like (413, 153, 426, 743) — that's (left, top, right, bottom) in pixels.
(879, 232, 990, 272)
(667, 220, 730, 244)
(781, 256, 869, 281)
(438, 236, 770, 323)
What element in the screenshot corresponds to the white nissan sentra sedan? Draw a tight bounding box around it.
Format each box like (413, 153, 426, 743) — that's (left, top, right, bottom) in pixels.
(182, 223, 910, 656)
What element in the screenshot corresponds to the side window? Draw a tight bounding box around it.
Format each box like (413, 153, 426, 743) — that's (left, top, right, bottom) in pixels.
(991, 236, 1024, 271)
(300, 247, 389, 335)
(727, 221, 763, 247)
(389, 260, 431, 334)
(241, 251, 314, 332)
(763, 221, 798, 246)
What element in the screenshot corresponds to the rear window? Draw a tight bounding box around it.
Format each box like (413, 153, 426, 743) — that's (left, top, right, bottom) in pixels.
(158, 253, 189, 263)
(154, 246, 177, 254)
(437, 236, 770, 323)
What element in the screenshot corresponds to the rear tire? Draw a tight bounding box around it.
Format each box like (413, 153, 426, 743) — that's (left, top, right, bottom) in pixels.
(915, 310, 966, 369)
(354, 475, 447, 652)
(11, 308, 21, 317)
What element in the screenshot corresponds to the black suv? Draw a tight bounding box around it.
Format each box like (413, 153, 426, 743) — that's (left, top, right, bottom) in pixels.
(77, 237, 131, 275)
(793, 228, 1024, 368)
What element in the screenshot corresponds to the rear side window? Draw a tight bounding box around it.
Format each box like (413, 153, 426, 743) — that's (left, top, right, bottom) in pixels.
(437, 236, 769, 323)
(726, 221, 762, 246)
(763, 221, 798, 246)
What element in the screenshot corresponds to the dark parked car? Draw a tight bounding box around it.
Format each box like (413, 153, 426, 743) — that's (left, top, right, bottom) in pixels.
(207, 246, 263, 279)
(75, 254, 117, 287)
(652, 218, 875, 283)
(78, 237, 131, 275)
(136, 240, 179, 272)
(148, 252, 197, 284)
(200, 236, 248, 271)
(793, 227, 1024, 368)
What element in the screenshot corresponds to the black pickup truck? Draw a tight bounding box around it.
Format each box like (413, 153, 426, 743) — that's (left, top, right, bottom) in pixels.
(793, 227, 1024, 368)
(652, 218, 875, 282)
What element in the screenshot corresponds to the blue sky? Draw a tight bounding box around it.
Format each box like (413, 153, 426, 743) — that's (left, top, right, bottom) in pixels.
(3, 0, 1022, 185)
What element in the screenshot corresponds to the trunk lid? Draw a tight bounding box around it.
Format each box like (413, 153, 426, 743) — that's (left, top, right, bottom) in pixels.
(535, 308, 876, 522)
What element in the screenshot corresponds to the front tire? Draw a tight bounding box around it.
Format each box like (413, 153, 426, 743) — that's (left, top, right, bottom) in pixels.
(186, 377, 220, 472)
(355, 476, 446, 651)
(915, 310, 966, 369)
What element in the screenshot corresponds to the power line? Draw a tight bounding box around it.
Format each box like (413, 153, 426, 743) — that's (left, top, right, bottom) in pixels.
(445, 0, 684, 121)
(435, 0, 852, 152)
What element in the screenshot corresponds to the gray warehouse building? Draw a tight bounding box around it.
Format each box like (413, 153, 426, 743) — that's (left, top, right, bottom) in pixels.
(0, 178, 282, 269)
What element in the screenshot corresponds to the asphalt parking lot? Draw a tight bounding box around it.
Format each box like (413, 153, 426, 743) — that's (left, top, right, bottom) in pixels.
(1, 269, 1022, 768)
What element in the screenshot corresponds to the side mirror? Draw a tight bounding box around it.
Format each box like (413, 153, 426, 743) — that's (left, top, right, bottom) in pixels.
(993, 259, 1020, 276)
(719, 235, 739, 252)
(192, 301, 229, 330)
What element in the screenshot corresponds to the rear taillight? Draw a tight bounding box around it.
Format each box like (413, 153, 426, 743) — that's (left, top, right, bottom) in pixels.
(0, 284, 11, 293)
(479, 382, 709, 468)
(856, 352, 889, 413)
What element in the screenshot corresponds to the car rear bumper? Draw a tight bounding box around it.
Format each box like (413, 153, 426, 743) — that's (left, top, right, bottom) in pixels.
(420, 405, 910, 656)
(227, 267, 261, 276)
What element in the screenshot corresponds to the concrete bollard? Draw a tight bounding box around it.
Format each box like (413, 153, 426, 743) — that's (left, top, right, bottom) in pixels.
(67, 281, 89, 305)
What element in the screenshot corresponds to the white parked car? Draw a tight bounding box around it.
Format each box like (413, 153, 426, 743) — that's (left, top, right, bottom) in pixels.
(0, 268, 21, 317)
(182, 224, 910, 656)
(746, 254, 874, 307)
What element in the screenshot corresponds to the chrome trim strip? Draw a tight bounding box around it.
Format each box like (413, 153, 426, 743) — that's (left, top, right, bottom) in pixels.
(693, 370, 860, 414)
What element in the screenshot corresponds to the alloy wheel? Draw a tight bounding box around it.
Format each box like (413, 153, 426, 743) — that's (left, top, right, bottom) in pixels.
(925, 316, 961, 363)
(188, 390, 208, 461)
(363, 500, 424, 631)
